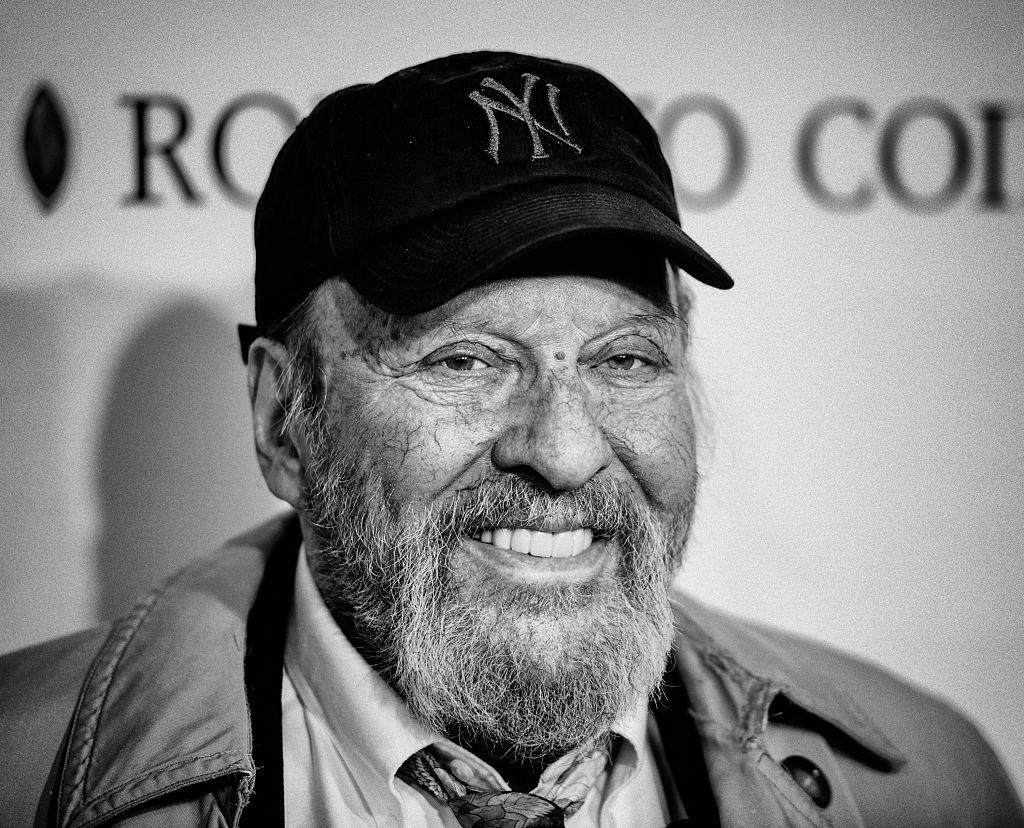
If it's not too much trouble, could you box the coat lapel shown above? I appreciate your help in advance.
[663,594,906,828]
[55,515,300,828]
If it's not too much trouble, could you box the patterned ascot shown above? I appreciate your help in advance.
[398,741,611,827]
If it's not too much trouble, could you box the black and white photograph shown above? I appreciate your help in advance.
[1,1,1022,825]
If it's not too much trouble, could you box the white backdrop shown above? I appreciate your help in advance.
[2,0,1022,794]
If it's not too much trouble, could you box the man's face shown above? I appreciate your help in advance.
[296,272,698,758]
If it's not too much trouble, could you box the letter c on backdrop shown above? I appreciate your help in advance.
[797,98,875,211]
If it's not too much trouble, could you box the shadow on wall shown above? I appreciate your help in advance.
[95,298,280,620]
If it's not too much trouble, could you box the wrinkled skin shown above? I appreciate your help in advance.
[307,273,697,530]
[248,271,700,768]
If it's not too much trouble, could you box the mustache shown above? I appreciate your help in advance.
[422,475,659,540]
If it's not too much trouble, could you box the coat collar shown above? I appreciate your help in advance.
[55,512,904,827]
[55,515,299,828]
[669,593,906,772]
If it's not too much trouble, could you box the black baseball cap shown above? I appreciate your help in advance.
[240,51,732,359]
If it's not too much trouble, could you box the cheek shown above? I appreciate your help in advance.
[604,389,697,512]
[342,392,502,503]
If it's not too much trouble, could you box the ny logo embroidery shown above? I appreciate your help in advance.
[469,73,583,163]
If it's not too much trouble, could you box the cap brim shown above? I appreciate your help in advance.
[344,180,733,314]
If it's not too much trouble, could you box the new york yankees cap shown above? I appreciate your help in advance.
[243,51,733,357]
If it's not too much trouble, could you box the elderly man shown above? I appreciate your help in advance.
[1,52,1021,828]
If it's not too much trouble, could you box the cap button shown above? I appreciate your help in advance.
[780,755,832,808]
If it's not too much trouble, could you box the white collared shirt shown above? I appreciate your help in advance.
[281,548,672,826]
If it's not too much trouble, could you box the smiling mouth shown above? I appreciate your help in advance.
[472,527,594,559]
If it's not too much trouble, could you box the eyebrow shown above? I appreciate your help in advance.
[444,309,687,340]
[622,311,688,341]
[353,296,690,354]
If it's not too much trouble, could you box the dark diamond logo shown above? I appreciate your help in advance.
[22,83,70,211]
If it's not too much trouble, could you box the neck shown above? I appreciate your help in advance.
[327,605,389,672]
[455,736,557,792]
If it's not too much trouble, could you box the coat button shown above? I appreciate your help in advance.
[781,755,832,808]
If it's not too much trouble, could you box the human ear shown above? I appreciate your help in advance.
[247,336,306,509]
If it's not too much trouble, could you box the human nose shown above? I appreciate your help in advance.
[491,370,613,491]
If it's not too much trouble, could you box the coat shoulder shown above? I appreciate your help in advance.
[0,513,298,828]
[0,625,112,826]
[673,593,1024,825]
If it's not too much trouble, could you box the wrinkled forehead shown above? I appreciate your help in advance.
[314,255,689,353]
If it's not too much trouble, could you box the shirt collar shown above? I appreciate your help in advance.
[284,546,437,790]
[285,546,651,792]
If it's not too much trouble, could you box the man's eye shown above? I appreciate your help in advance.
[603,354,648,371]
[438,354,489,372]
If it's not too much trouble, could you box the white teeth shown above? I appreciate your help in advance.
[551,531,574,558]
[531,532,553,558]
[573,528,592,555]
[509,528,531,555]
[476,527,594,558]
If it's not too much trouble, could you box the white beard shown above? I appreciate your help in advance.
[302,427,693,760]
